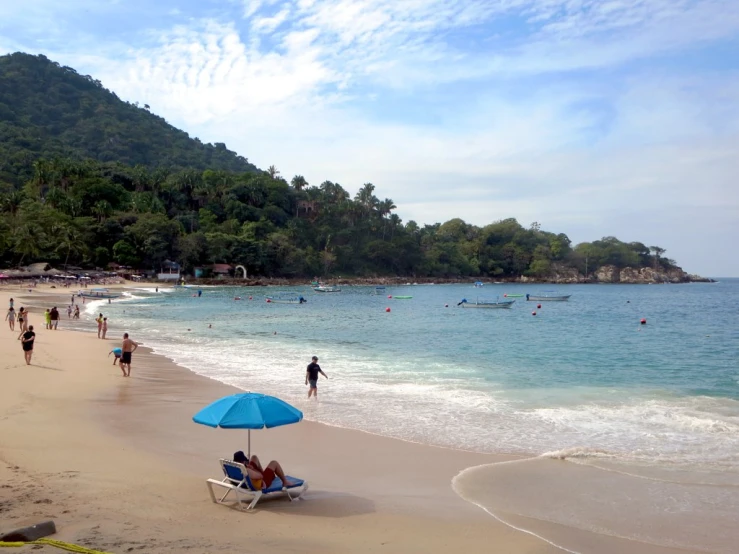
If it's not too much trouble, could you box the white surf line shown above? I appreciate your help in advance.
[451,458,582,554]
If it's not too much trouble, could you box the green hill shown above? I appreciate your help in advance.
[0,52,687,282]
[0,52,256,185]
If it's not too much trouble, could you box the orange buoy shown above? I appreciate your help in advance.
[385,307,391,312]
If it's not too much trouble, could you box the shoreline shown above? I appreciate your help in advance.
[2,284,729,553]
[0,285,558,553]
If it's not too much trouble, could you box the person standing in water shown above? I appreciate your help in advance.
[120,333,138,377]
[305,356,328,399]
[96,313,104,338]
[101,317,108,339]
[19,325,35,365]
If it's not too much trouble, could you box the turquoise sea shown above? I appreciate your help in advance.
[86,279,739,551]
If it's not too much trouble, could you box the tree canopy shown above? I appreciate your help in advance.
[0,52,256,186]
[0,52,677,279]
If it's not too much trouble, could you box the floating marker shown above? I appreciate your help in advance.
[385,307,391,312]
[532,311,537,316]
[388,295,392,299]
[249,296,253,300]
[537,304,542,309]
[266,299,271,303]
[640,318,646,325]
[445,304,449,308]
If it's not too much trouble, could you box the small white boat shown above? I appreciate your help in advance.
[457,298,515,309]
[526,292,571,302]
[79,290,120,299]
[314,285,341,293]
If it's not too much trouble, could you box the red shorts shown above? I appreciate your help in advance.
[262,467,276,488]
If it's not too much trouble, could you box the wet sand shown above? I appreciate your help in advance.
[0,284,722,553]
[0,286,553,553]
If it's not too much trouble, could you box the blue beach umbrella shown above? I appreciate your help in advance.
[193,392,303,457]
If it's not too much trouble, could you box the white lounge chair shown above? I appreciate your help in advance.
[206,459,308,510]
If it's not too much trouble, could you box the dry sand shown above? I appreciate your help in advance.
[0,286,558,553]
[1,285,704,553]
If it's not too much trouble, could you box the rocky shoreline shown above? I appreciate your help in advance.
[1,265,715,287]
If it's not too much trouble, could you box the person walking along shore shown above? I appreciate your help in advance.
[5,307,15,331]
[305,356,328,399]
[19,325,35,365]
[120,333,138,377]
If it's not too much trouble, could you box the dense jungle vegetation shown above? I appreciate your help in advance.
[0,53,675,278]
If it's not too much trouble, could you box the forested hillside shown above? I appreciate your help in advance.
[0,53,255,185]
[0,52,680,280]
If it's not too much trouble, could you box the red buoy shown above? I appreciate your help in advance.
[388,295,392,299]
[445,304,449,308]
[537,304,542,309]
[266,299,271,303]
[532,311,537,316]
[385,307,391,312]
[504,294,508,297]
[640,318,646,325]
[249,296,253,300]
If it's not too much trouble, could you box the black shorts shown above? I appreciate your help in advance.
[121,351,132,364]
[22,342,34,352]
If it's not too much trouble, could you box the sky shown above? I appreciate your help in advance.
[1,0,738,276]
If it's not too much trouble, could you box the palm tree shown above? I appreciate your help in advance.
[12,223,46,266]
[0,190,26,215]
[291,175,308,191]
[267,165,280,179]
[92,200,113,223]
[55,224,85,268]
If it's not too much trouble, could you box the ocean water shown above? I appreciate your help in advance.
[86,280,739,551]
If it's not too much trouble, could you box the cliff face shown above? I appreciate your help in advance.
[593,265,712,284]
[519,264,714,284]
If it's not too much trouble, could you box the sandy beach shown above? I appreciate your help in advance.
[1,284,714,553]
[0,285,560,554]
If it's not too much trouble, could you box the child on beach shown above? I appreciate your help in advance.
[5,307,15,331]
[44,309,51,330]
[109,347,122,365]
[67,305,72,318]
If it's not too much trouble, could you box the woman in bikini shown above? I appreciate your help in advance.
[232,451,295,489]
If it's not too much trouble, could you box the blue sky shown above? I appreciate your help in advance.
[1,0,737,275]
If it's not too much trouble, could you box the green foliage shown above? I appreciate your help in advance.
[0,53,256,185]
[0,52,677,278]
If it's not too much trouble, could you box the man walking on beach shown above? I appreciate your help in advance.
[50,306,59,330]
[306,356,328,399]
[120,333,138,377]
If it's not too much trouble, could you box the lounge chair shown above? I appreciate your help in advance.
[206,458,308,510]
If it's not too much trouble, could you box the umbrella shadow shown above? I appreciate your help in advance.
[226,491,375,518]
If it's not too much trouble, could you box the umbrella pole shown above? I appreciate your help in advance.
[248,430,251,459]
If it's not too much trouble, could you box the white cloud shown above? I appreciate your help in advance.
[1,0,738,273]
